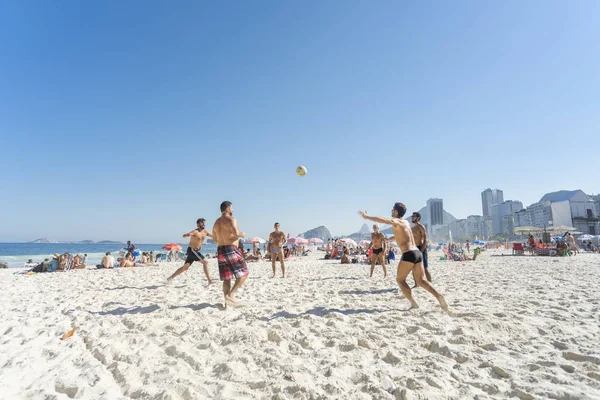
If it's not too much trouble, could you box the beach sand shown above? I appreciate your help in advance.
[1,250,599,399]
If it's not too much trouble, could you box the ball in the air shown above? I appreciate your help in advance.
[296,165,307,176]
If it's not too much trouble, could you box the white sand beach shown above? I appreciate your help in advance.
[1,250,599,399]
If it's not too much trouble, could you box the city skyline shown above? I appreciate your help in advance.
[7,187,598,243]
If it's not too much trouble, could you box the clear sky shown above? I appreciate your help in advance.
[1,1,599,243]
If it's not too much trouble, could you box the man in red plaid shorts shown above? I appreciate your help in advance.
[212,201,248,307]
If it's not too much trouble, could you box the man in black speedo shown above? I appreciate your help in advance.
[358,202,448,311]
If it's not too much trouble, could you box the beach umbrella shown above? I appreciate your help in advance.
[552,236,567,242]
[163,243,182,251]
[339,238,358,247]
[308,238,323,244]
[438,242,447,246]
[577,234,594,241]
[358,240,371,247]
[513,226,544,234]
[288,237,308,245]
[250,237,266,244]
[546,225,576,233]
[473,240,486,245]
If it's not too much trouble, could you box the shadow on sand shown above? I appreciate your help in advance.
[339,288,398,295]
[263,306,402,321]
[93,305,161,316]
[169,303,224,311]
[310,277,362,281]
[105,285,164,291]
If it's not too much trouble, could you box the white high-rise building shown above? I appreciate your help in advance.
[491,200,523,236]
[481,188,504,217]
[513,190,600,235]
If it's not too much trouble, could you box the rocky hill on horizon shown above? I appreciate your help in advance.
[299,226,332,240]
[28,238,59,244]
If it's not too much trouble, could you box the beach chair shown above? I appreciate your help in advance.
[443,248,455,261]
[512,243,525,255]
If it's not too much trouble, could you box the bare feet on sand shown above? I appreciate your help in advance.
[438,296,448,311]
[225,295,243,308]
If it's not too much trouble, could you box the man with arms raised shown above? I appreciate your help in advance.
[212,201,249,306]
[369,224,387,278]
[411,212,431,285]
[167,218,215,285]
[359,202,447,311]
[268,222,287,278]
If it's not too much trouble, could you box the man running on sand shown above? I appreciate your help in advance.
[369,224,387,278]
[268,222,287,278]
[212,201,248,307]
[410,212,431,287]
[359,203,448,311]
[167,218,215,285]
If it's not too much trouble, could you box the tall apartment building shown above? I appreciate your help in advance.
[481,188,504,217]
[427,198,444,226]
[491,200,523,236]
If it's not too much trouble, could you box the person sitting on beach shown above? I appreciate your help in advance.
[341,247,351,264]
[140,252,158,266]
[243,250,262,262]
[117,257,135,268]
[73,254,86,269]
[100,252,115,269]
[46,254,60,272]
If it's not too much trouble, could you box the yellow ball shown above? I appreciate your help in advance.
[296,165,307,176]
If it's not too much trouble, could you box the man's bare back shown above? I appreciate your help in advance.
[213,215,243,247]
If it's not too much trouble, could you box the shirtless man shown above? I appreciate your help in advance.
[101,252,115,269]
[212,201,249,306]
[369,224,387,278]
[359,202,447,311]
[411,212,431,285]
[268,222,287,278]
[167,218,215,284]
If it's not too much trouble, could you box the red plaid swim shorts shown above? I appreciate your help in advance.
[217,245,248,281]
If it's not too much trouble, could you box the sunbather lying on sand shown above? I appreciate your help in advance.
[117,258,135,268]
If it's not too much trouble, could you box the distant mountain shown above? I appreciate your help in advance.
[359,223,371,234]
[28,238,59,244]
[299,226,332,239]
[97,240,123,244]
[78,240,95,244]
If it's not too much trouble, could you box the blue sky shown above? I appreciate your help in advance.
[1,1,599,243]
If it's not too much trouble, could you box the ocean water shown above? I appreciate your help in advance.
[0,243,219,268]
